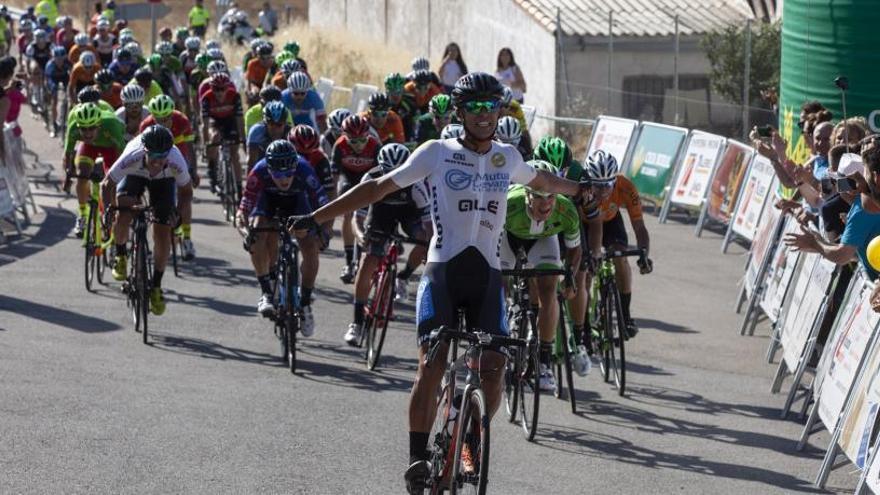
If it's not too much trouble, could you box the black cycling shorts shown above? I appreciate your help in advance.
[415,247,508,347]
[582,212,628,257]
[336,171,366,197]
[116,176,176,225]
[363,203,424,257]
[210,117,240,142]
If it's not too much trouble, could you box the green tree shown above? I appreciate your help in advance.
[701,22,781,105]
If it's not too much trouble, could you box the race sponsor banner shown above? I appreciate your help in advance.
[779,252,825,370]
[817,279,880,432]
[866,430,880,492]
[744,203,782,297]
[814,273,864,395]
[839,333,880,468]
[731,156,776,241]
[3,125,29,207]
[349,83,378,114]
[706,140,755,225]
[585,116,639,168]
[758,217,800,324]
[624,123,688,201]
[669,131,726,208]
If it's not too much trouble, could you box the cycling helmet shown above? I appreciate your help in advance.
[585,150,620,183]
[441,123,464,139]
[121,84,145,105]
[77,87,102,104]
[429,94,451,116]
[34,29,48,41]
[495,116,522,145]
[175,27,189,40]
[118,32,134,45]
[262,100,288,124]
[341,115,370,138]
[368,93,389,112]
[95,69,113,85]
[283,41,300,57]
[265,139,299,171]
[500,86,513,106]
[524,160,559,197]
[141,125,174,155]
[287,72,312,92]
[206,47,224,61]
[96,18,110,30]
[411,56,429,72]
[384,72,406,93]
[124,42,142,58]
[249,38,264,51]
[205,39,221,51]
[155,41,173,56]
[533,137,571,170]
[106,0,117,9]
[233,10,248,23]
[256,43,272,57]
[79,51,97,68]
[280,59,302,76]
[37,15,48,25]
[210,72,231,88]
[377,143,410,172]
[184,36,200,51]
[19,19,33,32]
[259,85,282,103]
[195,53,211,70]
[119,27,134,37]
[115,19,128,30]
[133,67,153,85]
[289,124,319,152]
[73,32,89,46]
[73,102,102,127]
[115,47,132,62]
[148,53,162,67]
[451,72,503,108]
[52,46,67,58]
[412,70,433,87]
[328,108,352,132]
[206,60,227,75]
[275,50,294,67]
[148,94,175,119]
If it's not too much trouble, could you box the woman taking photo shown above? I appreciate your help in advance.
[438,42,467,93]
[495,47,526,103]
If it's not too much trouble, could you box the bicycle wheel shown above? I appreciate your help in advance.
[275,266,288,360]
[171,232,180,277]
[367,264,395,370]
[518,314,540,441]
[286,263,299,374]
[555,298,576,413]
[451,388,490,495]
[83,203,97,292]
[597,285,612,383]
[602,286,621,392]
[427,380,454,493]
[137,234,150,344]
[609,288,627,396]
[503,307,519,423]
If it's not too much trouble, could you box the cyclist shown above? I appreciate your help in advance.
[198,60,230,98]
[54,15,77,51]
[35,15,53,39]
[404,69,442,113]
[108,47,139,84]
[64,102,126,237]
[127,67,164,110]
[501,160,586,387]
[186,52,210,119]
[172,27,189,57]
[361,92,404,145]
[92,18,115,66]
[406,56,442,88]
[25,28,52,98]
[240,38,265,73]
[440,122,463,139]
[95,68,123,108]
[246,100,292,170]
[178,36,201,75]
[244,85,292,134]
[68,51,99,109]
[124,41,147,67]
[67,31,92,64]
[200,71,245,195]
[115,83,149,140]
[331,114,381,283]
[106,125,194,315]
[414,93,452,144]
[245,42,275,105]
[495,115,530,159]
[236,139,328,335]
[288,72,585,492]
[281,71,327,133]
[289,124,335,202]
[17,19,34,67]
[501,87,530,144]
[577,150,653,339]
[344,143,430,345]
[534,136,580,180]
[320,107,350,157]
[271,58,307,90]
[150,41,187,110]
[44,45,72,135]
[158,26,173,43]
[188,0,211,38]
[384,72,417,142]
[281,41,309,73]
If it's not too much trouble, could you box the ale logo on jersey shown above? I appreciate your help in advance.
[445,169,509,192]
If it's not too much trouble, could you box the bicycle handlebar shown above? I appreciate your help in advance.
[424,326,526,367]
[601,247,646,261]
[501,267,569,278]
[387,232,428,247]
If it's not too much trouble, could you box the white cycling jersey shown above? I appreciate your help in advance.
[108,136,192,187]
[388,137,537,269]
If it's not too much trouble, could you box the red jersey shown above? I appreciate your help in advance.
[55,28,79,50]
[200,86,243,120]
[139,110,195,145]
[301,148,334,190]
[331,135,381,178]
[198,78,236,100]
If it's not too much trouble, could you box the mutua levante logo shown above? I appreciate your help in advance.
[445,169,509,192]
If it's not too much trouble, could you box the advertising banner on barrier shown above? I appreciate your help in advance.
[817,280,880,432]
[867,446,880,493]
[839,331,880,468]
[706,141,754,225]
[759,218,800,324]
[731,156,776,241]
[669,131,726,208]
[744,204,783,297]
[350,84,378,113]
[585,116,639,167]
[780,254,834,371]
[625,123,688,201]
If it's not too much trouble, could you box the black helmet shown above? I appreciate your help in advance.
[412,70,433,86]
[95,68,113,85]
[256,43,272,57]
[142,125,174,155]
[134,67,153,85]
[451,71,503,108]
[368,92,389,112]
[77,86,101,103]
[265,139,298,171]
[259,85,282,103]
[115,47,132,61]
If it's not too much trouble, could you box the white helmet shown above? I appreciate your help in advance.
[79,51,97,68]
[96,18,110,29]
[184,36,201,51]
[206,61,228,75]
[585,150,620,183]
[441,123,464,140]
[121,84,146,104]
[377,143,411,171]
[328,108,352,132]
[501,86,513,106]
[124,42,142,57]
[74,32,89,46]
[411,56,429,72]
[205,39,221,51]
[287,72,312,92]
[495,116,522,145]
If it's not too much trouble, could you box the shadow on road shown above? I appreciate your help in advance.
[297,357,413,392]
[148,333,285,368]
[635,318,697,334]
[170,291,254,317]
[0,206,73,267]
[0,294,122,333]
[183,256,255,287]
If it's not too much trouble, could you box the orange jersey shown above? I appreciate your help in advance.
[69,62,98,89]
[359,110,404,144]
[245,58,273,87]
[139,110,194,145]
[271,71,286,90]
[100,82,123,109]
[68,45,97,66]
[583,175,643,223]
[404,81,442,109]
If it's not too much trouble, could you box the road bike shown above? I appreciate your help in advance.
[79,168,111,292]
[553,291,577,413]
[208,140,240,222]
[116,205,153,343]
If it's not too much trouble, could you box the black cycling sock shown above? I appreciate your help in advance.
[153,269,164,289]
[620,292,632,322]
[353,301,366,325]
[572,325,584,346]
[398,264,416,280]
[409,431,430,464]
[116,243,127,257]
[268,269,277,282]
[344,245,354,266]
[300,286,313,306]
[257,274,272,295]
[540,342,553,366]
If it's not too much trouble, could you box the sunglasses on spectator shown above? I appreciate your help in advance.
[270,168,296,179]
[463,100,502,114]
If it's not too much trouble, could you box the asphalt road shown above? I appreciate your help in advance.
[0,115,859,494]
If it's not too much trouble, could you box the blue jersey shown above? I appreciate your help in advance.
[280,88,325,130]
[239,157,328,217]
[246,122,291,160]
[108,59,140,85]
[44,57,72,82]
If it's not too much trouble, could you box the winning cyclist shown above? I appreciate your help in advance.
[289,72,587,492]
[236,139,328,336]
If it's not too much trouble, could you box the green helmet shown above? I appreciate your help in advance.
[283,41,300,58]
[534,136,571,169]
[429,94,451,116]
[73,102,102,128]
[384,72,406,93]
[175,27,189,40]
[275,50,294,66]
[148,94,175,119]
[148,53,162,67]
[195,52,211,70]
[525,159,559,197]
[119,27,134,37]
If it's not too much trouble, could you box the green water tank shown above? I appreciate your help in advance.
[779,0,880,163]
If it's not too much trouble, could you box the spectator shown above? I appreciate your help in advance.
[438,42,467,92]
[495,47,526,103]
[0,56,24,153]
[258,1,278,36]
[188,0,211,38]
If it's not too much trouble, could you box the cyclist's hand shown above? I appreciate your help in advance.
[585,256,600,275]
[235,210,247,230]
[288,214,317,238]
[637,257,653,275]
[561,272,577,300]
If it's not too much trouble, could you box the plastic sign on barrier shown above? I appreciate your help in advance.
[314,77,334,105]
[349,84,378,114]
[0,174,14,217]
[520,104,537,130]
[778,253,825,370]
[839,330,880,469]
[668,131,726,208]
[744,203,782,297]
[759,217,800,324]
[731,155,776,241]
[866,431,880,492]
[585,116,639,169]
[705,141,754,225]
[624,122,688,202]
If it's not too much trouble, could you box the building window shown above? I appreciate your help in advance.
[622,75,710,127]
